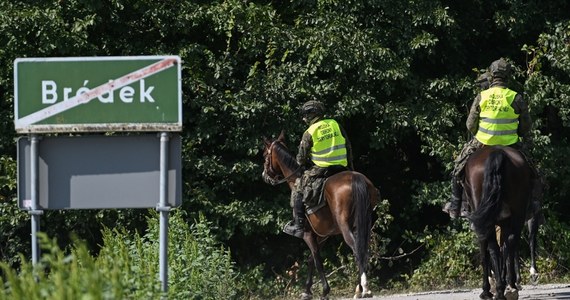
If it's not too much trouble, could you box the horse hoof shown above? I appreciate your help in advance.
[300,292,313,300]
[479,291,493,299]
[505,286,518,300]
[353,291,372,298]
[530,273,540,285]
[361,290,373,298]
[353,290,361,299]
[492,293,507,300]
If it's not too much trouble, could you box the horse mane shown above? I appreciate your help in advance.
[273,141,301,175]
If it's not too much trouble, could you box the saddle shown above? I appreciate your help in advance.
[304,165,348,214]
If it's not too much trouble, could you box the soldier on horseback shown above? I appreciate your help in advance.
[443,58,544,220]
[283,100,354,238]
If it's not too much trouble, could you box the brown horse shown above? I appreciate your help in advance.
[464,146,532,300]
[262,131,379,300]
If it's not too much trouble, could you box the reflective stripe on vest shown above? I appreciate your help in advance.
[475,87,520,146]
[306,119,348,167]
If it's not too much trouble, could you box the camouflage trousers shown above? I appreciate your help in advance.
[451,139,484,177]
[290,166,327,208]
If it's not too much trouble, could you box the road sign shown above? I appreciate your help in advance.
[17,134,182,209]
[14,56,182,133]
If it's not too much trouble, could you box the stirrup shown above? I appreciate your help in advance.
[283,221,304,238]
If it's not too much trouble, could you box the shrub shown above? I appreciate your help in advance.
[0,210,241,299]
[405,223,480,291]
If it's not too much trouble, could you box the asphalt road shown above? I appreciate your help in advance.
[351,284,570,300]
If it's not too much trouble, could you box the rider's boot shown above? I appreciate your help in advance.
[283,193,305,238]
[443,178,463,219]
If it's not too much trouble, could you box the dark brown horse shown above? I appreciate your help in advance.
[262,131,379,300]
[464,146,532,300]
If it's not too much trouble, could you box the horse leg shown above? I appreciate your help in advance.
[302,253,314,300]
[339,226,362,298]
[341,230,363,299]
[514,245,522,290]
[488,235,506,300]
[504,232,521,300]
[479,241,493,300]
[347,176,374,299]
[338,224,371,299]
[527,217,539,284]
[312,251,330,300]
[303,236,330,300]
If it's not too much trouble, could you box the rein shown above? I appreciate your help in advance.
[263,141,302,186]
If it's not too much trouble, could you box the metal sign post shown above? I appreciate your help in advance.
[158,132,170,292]
[29,135,42,265]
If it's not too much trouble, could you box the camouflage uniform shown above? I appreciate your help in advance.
[291,120,353,207]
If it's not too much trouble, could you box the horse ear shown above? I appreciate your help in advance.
[278,130,286,142]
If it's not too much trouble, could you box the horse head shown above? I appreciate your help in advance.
[261,130,288,185]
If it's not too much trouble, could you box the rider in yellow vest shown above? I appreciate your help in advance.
[443,58,543,219]
[283,100,353,238]
[475,86,521,145]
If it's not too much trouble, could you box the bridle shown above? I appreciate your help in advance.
[262,140,302,186]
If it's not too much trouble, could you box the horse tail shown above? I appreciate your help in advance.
[352,173,372,275]
[470,148,506,240]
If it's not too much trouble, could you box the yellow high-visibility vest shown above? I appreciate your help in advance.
[306,119,348,167]
[475,87,520,146]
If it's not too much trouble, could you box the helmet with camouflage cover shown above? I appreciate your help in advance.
[476,72,491,90]
[300,100,324,122]
[489,58,511,79]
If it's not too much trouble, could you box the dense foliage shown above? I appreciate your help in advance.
[1,0,570,297]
